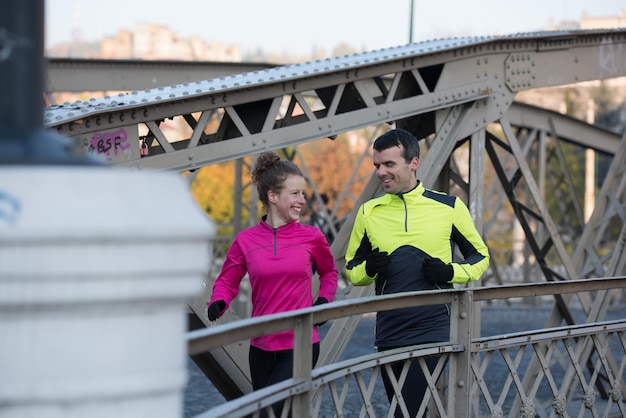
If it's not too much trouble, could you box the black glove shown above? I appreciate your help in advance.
[365,248,390,277]
[423,257,454,284]
[206,300,226,321]
[313,297,329,326]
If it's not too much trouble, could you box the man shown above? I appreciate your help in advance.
[345,128,489,417]
[309,193,339,243]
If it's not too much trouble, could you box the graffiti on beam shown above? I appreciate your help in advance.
[89,128,132,160]
[73,125,139,164]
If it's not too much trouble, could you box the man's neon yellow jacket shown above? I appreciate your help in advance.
[345,182,489,348]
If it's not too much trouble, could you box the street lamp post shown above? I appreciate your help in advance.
[409,0,415,44]
[0,2,216,418]
[0,0,94,165]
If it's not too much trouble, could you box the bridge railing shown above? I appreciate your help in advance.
[187,277,626,417]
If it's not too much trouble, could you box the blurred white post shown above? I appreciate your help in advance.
[1,1,215,415]
[0,168,215,418]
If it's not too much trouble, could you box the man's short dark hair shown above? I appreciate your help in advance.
[373,129,420,162]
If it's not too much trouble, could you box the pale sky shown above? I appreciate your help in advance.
[45,0,625,55]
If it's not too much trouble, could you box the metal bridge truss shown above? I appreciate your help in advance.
[45,29,626,402]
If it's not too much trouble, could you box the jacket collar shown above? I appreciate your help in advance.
[395,180,423,199]
[259,215,300,232]
[362,181,425,216]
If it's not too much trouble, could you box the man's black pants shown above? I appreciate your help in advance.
[380,352,440,418]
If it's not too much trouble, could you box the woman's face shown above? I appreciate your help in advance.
[268,174,307,226]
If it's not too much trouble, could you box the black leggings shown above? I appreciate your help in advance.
[380,351,440,418]
[248,343,320,416]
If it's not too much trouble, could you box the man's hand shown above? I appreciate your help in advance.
[423,257,453,284]
[206,300,226,321]
[365,248,390,277]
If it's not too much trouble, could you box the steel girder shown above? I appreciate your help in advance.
[43,29,626,400]
[45,30,626,171]
[45,58,276,93]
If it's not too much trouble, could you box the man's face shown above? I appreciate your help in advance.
[372,145,419,194]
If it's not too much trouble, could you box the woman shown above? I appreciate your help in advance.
[206,151,338,413]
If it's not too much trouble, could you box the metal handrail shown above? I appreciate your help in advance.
[187,277,626,417]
